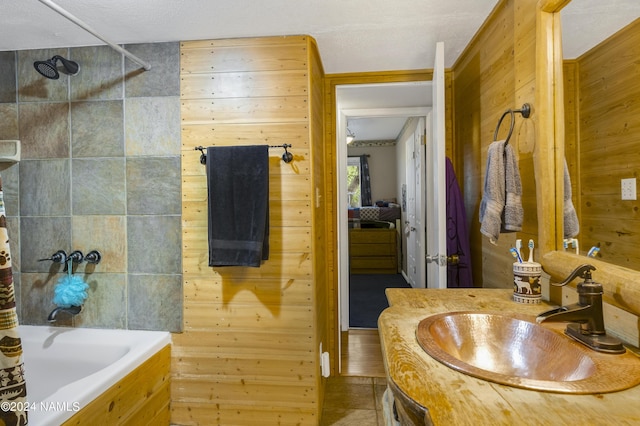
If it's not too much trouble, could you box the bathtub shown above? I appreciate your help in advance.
[20,325,171,426]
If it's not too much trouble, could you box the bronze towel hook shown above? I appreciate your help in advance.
[493,103,531,146]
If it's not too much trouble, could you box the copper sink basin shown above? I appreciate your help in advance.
[416,311,640,394]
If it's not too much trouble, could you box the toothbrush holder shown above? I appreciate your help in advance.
[513,262,542,304]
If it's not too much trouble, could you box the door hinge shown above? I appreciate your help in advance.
[421,134,426,145]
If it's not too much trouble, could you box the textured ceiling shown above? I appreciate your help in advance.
[2,1,636,142]
[1,0,500,73]
[2,1,636,72]
[561,0,640,59]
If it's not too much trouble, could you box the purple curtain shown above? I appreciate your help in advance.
[445,158,473,288]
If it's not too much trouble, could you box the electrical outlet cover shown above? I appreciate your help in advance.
[621,178,637,200]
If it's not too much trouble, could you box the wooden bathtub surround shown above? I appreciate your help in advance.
[378,289,640,425]
[62,345,171,426]
[175,36,328,424]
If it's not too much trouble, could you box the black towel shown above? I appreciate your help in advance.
[207,145,269,267]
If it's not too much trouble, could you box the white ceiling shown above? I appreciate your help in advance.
[2,0,636,142]
[338,82,431,142]
[561,0,640,59]
[0,0,500,73]
[2,1,636,72]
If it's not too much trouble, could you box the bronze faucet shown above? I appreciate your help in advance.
[536,264,625,354]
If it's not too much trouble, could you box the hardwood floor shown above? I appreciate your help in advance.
[340,328,386,377]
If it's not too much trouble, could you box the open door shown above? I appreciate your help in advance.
[425,42,447,289]
[405,118,426,288]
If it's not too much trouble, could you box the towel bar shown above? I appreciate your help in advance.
[195,144,293,165]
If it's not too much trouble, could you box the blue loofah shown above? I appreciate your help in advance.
[53,274,89,308]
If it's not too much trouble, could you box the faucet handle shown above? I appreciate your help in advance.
[38,250,67,264]
[84,250,102,264]
[551,264,596,287]
[68,250,84,263]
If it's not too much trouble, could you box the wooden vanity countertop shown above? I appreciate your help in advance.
[378,288,640,426]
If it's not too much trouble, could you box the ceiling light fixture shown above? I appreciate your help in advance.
[346,128,356,144]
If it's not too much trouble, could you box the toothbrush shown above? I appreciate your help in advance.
[515,239,522,262]
[510,247,523,263]
[587,246,600,258]
[527,239,534,263]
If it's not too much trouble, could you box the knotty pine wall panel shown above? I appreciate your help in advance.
[564,19,640,270]
[453,0,539,289]
[173,35,325,425]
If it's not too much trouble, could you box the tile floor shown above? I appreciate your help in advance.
[320,329,390,425]
[320,376,389,426]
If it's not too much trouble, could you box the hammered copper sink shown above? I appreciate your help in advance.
[416,311,640,394]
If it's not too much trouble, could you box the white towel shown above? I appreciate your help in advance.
[563,159,579,238]
[479,140,523,244]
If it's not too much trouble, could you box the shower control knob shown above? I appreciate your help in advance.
[38,250,67,264]
[68,250,84,263]
[84,250,102,264]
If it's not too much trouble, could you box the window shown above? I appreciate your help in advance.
[347,156,361,208]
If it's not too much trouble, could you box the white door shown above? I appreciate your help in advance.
[405,133,417,286]
[425,42,447,289]
[407,119,426,288]
[413,117,427,288]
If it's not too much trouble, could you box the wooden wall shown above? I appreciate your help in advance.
[452,0,539,289]
[563,18,640,270]
[173,35,326,425]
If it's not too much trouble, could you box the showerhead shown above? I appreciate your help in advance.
[33,55,80,79]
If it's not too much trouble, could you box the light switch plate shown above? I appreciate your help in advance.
[621,178,637,200]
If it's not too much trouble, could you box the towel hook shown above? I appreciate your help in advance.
[277,144,293,163]
[195,146,207,164]
[493,103,531,146]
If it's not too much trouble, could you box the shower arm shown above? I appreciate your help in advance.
[36,0,152,71]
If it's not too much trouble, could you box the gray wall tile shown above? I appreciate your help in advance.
[128,274,183,332]
[0,104,18,139]
[70,45,123,101]
[0,164,20,217]
[18,102,70,159]
[10,42,182,331]
[127,156,181,215]
[73,273,127,329]
[19,159,70,216]
[72,216,127,273]
[125,96,180,156]
[20,272,62,326]
[18,49,70,102]
[124,42,180,97]
[72,158,126,215]
[0,52,16,103]
[20,216,71,273]
[71,100,124,157]
[128,215,181,274]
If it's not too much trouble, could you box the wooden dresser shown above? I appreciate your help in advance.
[349,228,398,274]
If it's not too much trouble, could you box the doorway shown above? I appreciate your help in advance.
[335,81,431,373]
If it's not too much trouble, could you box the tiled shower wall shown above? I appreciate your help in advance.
[0,42,182,331]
